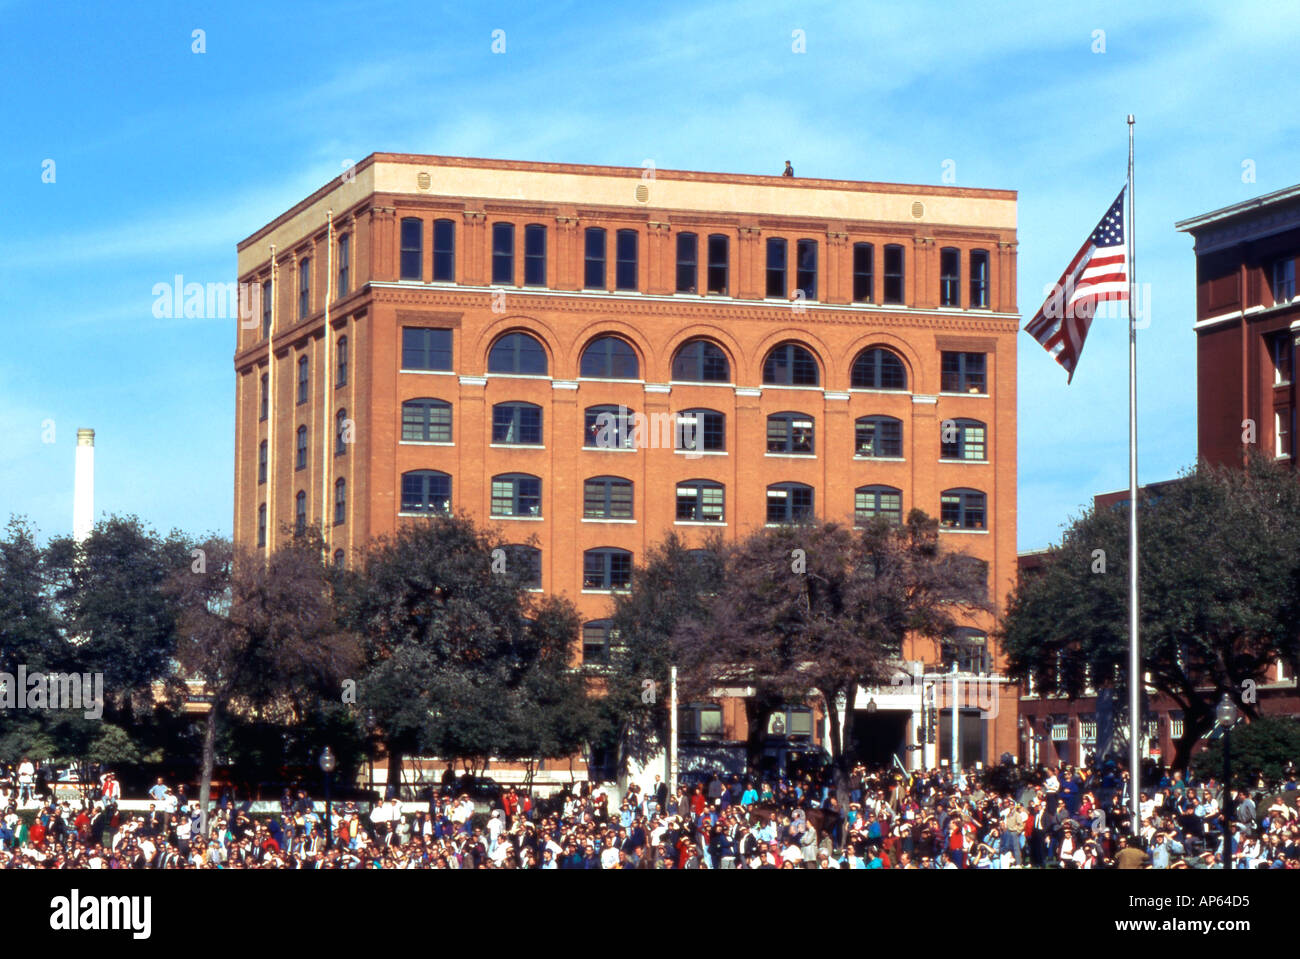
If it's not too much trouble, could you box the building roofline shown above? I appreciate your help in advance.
[238,151,1018,252]
[1175,183,1300,235]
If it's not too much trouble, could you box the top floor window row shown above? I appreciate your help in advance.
[384,217,994,309]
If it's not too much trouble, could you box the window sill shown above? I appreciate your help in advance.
[674,449,727,456]
[765,452,816,458]
[674,520,726,526]
[400,440,455,447]
[938,391,989,398]
[399,368,456,375]
[398,511,452,518]
[847,388,912,396]
[583,446,638,453]
[938,458,988,464]
[668,381,735,389]
[582,518,636,524]
[489,444,545,450]
[939,527,989,534]
[491,515,545,521]
[762,383,822,390]
[854,455,905,462]
[486,373,551,380]
[581,588,631,595]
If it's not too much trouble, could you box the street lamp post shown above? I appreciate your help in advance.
[1216,694,1236,871]
[319,746,337,851]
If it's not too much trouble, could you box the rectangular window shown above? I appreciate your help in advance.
[584,228,606,289]
[1274,258,1296,305]
[259,373,268,421]
[676,484,724,522]
[433,219,455,282]
[796,239,817,301]
[257,443,267,484]
[969,249,989,309]
[337,234,350,296]
[707,234,728,295]
[941,352,987,394]
[584,479,633,519]
[257,505,266,547]
[855,488,902,525]
[297,357,309,405]
[853,243,873,303]
[400,218,423,281]
[492,223,515,285]
[524,224,547,287]
[676,233,698,293]
[401,327,453,371]
[615,230,638,291]
[1270,331,1294,385]
[298,258,311,318]
[940,248,961,307]
[883,244,904,305]
[766,238,787,298]
[336,337,348,387]
[1277,409,1292,458]
[261,278,272,337]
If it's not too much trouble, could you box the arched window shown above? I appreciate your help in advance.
[335,408,349,455]
[940,488,987,530]
[336,335,348,386]
[671,339,729,382]
[332,549,344,568]
[676,480,724,523]
[259,373,269,420]
[491,473,542,517]
[503,544,542,589]
[855,485,902,526]
[492,402,542,445]
[583,476,634,519]
[763,342,820,386]
[294,490,307,535]
[766,483,814,524]
[855,416,903,458]
[401,470,451,515]
[295,426,308,471]
[257,440,267,484]
[584,405,638,450]
[402,398,452,443]
[941,419,987,461]
[851,347,908,390]
[334,478,346,525]
[336,234,350,296]
[297,355,309,404]
[488,331,548,375]
[675,409,725,452]
[767,412,815,454]
[580,336,639,379]
[257,503,267,547]
[298,258,311,318]
[583,548,632,590]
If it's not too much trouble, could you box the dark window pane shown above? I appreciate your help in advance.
[580,337,638,379]
[855,417,903,457]
[615,230,638,291]
[883,244,904,304]
[488,332,548,375]
[676,233,698,293]
[524,224,546,287]
[853,243,873,302]
[940,247,960,307]
[402,327,453,371]
[492,223,514,284]
[766,238,787,298]
[796,239,817,300]
[433,219,456,282]
[492,403,542,445]
[400,218,423,280]
[851,348,907,390]
[706,234,728,294]
[969,249,989,309]
[585,228,606,289]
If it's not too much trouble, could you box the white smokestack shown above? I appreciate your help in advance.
[74,428,94,543]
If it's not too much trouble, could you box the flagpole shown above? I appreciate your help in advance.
[1126,114,1141,836]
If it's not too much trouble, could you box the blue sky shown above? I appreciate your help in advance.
[2,0,1297,550]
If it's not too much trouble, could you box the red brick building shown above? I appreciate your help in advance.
[232,154,1021,774]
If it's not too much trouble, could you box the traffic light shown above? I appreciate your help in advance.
[924,705,937,744]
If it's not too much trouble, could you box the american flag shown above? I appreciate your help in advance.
[1024,187,1129,382]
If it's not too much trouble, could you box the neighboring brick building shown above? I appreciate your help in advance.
[233,153,1020,774]
[1176,184,1300,466]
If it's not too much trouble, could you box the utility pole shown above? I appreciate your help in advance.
[668,665,678,799]
[951,662,960,781]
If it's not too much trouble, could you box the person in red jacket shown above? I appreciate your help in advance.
[29,818,46,849]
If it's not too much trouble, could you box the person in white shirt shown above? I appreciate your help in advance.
[16,758,35,806]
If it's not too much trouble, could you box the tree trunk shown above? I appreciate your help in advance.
[387,742,404,801]
[1172,710,1214,772]
[198,703,219,840]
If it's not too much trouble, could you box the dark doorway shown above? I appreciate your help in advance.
[851,710,909,768]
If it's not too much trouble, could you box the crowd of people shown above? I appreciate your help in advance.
[1,757,1297,869]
